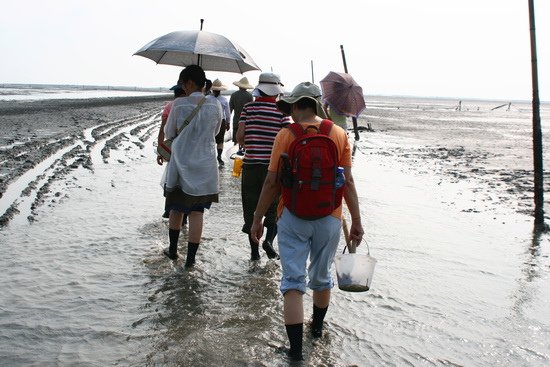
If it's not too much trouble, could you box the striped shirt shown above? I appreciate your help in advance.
[240,97,291,165]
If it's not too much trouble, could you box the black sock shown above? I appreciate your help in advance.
[185,242,199,267]
[285,323,303,361]
[265,224,277,243]
[217,148,222,158]
[261,226,279,260]
[249,236,260,260]
[311,304,328,337]
[169,229,180,254]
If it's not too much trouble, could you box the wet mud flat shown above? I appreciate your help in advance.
[0,95,170,225]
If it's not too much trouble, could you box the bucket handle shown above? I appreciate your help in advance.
[342,218,370,255]
[343,239,370,256]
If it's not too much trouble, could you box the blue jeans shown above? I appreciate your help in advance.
[277,208,342,294]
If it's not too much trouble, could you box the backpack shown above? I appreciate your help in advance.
[280,119,344,220]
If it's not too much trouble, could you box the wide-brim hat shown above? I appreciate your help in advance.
[254,72,284,96]
[211,78,227,91]
[233,76,254,90]
[276,82,327,118]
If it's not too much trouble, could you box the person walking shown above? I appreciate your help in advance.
[157,83,187,222]
[157,84,186,166]
[236,72,290,261]
[229,76,253,151]
[250,82,364,361]
[211,79,231,166]
[163,65,223,267]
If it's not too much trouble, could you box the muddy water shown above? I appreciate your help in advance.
[1,96,549,366]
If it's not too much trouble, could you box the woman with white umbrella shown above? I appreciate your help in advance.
[163,65,223,267]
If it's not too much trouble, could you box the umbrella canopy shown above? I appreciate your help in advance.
[134,30,261,74]
[319,71,366,118]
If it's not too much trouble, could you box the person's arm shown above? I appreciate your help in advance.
[250,171,281,243]
[157,107,169,165]
[236,121,245,146]
[343,167,364,246]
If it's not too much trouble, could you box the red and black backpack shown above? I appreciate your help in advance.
[280,119,345,220]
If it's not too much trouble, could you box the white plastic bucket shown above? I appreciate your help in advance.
[334,253,377,292]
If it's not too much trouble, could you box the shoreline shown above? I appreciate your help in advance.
[0,95,171,218]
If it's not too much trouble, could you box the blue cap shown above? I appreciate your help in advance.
[170,84,183,91]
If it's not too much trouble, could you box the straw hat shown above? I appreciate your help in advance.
[211,78,227,91]
[254,72,284,96]
[233,76,254,90]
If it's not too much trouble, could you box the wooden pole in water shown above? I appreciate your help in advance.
[340,45,360,141]
[528,0,545,227]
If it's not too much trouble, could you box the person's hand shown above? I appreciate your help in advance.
[349,218,364,247]
[250,217,264,244]
[156,155,164,166]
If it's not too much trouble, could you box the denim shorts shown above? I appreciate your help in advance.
[277,208,342,294]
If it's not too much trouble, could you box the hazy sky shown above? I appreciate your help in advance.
[1,0,548,101]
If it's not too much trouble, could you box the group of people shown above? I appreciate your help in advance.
[155,64,364,362]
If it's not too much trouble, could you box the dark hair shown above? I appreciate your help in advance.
[174,88,186,98]
[178,65,206,88]
[295,97,317,111]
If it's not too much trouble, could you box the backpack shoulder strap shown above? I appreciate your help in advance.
[319,119,333,136]
[287,122,305,138]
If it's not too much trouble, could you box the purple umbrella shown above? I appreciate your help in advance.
[320,71,366,118]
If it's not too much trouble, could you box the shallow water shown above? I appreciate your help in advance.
[0,96,549,366]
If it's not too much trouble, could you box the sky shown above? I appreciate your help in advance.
[0,0,548,101]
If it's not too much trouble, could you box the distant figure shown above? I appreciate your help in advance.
[236,72,290,261]
[163,65,223,266]
[157,84,186,166]
[203,79,212,96]
[324,102,348,131]
[250,81,364,361]
[211,79,231,166]
[229,77,253,150]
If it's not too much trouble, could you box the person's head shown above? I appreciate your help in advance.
[211,79,227,96]
[170,83,186,98]
[233,76,254,91]
[253,72,284,97]
[203,79,213,95]
[178,65,206,94]
[276,82,327,119]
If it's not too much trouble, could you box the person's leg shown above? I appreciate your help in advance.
[262,223,279,259]
[164,210,184,259]
[248,235,260,260]
[257,167,279,259]
[185,211,203,267]
[307,215,341,337]
[217,143,224,165]
[278,209,311,361]
[284,289,304,361]
[241,165,261,260]
[311,289,330,338]
[215,126,225,165]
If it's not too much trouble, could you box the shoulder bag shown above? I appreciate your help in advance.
[157,97,206,161]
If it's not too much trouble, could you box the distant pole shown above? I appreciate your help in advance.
[340,45,360,141]
[528,0,545,227]
[311,60,315,83]
[197,19,204,66]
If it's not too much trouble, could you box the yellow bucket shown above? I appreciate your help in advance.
[232,156,243,177]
